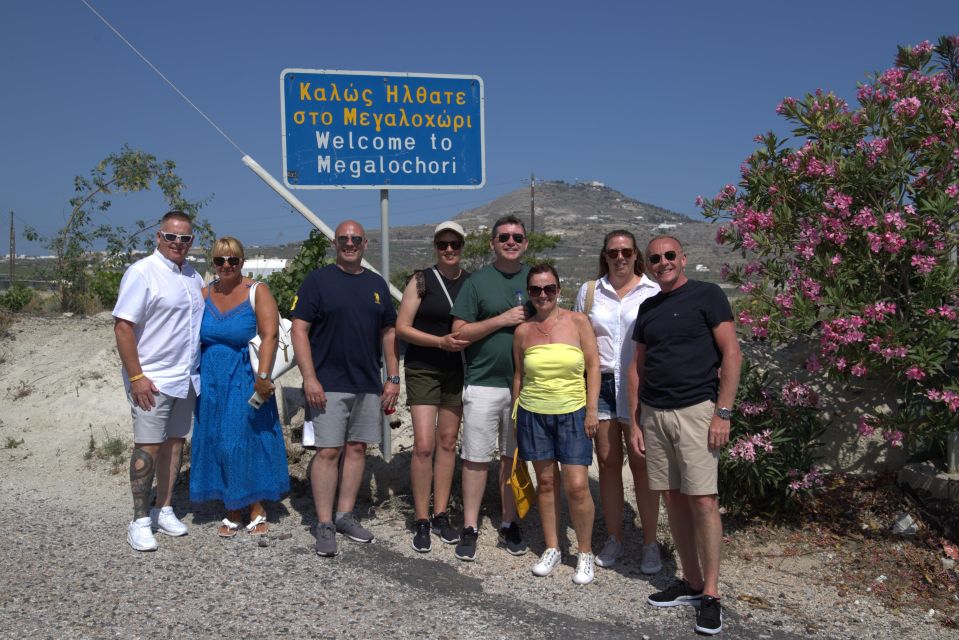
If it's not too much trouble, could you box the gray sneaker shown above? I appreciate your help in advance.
[641,541,662,574]
[595,535,624,568]
[335,513,374,543]
[314,521,337,557]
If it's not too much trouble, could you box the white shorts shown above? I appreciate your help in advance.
[461,385,516,463]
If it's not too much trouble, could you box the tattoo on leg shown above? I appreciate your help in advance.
[130,447,156,520]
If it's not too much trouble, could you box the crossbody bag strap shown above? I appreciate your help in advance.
[431,267,466,368]
[584,279,597,316]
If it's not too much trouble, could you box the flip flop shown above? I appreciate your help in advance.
[218,518,240,538]
[246,514,269,536]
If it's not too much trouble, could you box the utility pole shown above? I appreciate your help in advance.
[529,173,535,234]
[8,211,14,286]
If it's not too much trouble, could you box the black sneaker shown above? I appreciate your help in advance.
[695,596,723,635]
[498,521,528,556]
[454,527,478,561]
[647,579,704,607]
[431,512,459,544]
[411,519,432,553]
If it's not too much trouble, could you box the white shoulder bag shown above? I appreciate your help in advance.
[247,282,297,380]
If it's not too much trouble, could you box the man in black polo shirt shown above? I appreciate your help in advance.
[629,235,741,635]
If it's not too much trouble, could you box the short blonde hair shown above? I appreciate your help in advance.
[212,236,245,261]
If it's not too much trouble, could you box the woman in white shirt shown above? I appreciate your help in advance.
[574,229,662,574]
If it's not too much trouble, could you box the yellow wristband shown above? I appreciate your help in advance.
[128,373,145,383]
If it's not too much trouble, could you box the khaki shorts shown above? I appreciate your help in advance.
[642,399,718,495]
[405,366,464,407]
[303,392,382,449]
[128,385,195,444]
[461,385,516,463]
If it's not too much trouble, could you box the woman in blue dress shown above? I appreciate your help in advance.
[190,237,290,537]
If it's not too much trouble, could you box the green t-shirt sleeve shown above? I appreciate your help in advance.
[450,278,478,322]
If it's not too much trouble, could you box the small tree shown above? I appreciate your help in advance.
[25,145,211,312]
[702,37,959,457]
[265,229,333,317]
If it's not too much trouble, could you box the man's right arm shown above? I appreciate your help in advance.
[114,318,157,411]
[452,307,526,342]
[291,318,325,410]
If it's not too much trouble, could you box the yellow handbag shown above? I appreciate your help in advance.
[508,447,537,519]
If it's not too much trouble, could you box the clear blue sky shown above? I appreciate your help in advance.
[2,0,957,254]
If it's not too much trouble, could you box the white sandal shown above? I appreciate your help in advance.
[246,514,268,535]
[218,518,240,538]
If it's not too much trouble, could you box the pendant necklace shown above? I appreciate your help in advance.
[533,311,559,339]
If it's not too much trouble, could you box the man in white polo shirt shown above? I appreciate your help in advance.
[113,211,204,551]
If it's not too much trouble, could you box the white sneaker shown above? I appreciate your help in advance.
[150,506,188,537]
[127,516,158,551]
[573,552,595,585]
[594,535,624,568]
[531,547,562,577]
[641,541,662,574]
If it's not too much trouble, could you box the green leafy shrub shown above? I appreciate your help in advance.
[88,269,123,308]
[0,284,34,312]
[719,360,827,518]
[265,229,332,317]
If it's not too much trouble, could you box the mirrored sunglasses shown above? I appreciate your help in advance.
[496,233,525,244]
[212,256,241,266]
[336,235,364,247]
[605,248,635,259]
[435,240,464,251]
[648,250,678,264]
[159,231,194,243]
[527,284,559,297]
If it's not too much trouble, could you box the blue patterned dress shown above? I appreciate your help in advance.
[190,287,290,510]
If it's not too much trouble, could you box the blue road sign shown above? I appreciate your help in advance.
[281,69,485,189]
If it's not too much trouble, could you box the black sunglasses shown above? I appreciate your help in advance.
[496,233,526,244]
[213,256,241,266]
[336,235,364,247]
[435,240,464,251]
[159,231,194,243]
[527,284,559,297]
[605,248,635,259]
[648,250,678,264]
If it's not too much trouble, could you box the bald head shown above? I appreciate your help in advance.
[332,219,367,273]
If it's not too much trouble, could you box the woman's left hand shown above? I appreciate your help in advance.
[253,377,275,399]
[584,408,599,439]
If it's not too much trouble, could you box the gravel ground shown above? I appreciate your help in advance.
[0,313,950,638]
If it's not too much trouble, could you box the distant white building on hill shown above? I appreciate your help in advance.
[243,258,288,279]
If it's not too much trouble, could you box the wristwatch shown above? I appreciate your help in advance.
[715,407,733,420]
[257,372,270,381]
[386,375,400,384]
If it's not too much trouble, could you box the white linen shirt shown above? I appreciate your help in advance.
[574,274,660,420]
[112,249,205,398]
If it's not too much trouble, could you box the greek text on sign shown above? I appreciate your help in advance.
[281,69,485,189]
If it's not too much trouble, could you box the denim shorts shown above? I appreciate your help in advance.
[516,406,593,466]
[597,373,616,421]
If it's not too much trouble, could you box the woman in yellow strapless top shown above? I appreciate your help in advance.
[511,264,600,584]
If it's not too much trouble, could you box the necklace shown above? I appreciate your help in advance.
[532,311,560,337]
[437,266,463,280]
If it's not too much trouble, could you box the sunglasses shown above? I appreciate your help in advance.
[435,240,464,251]
[159,231,194,244]
[648,250,678,264]
[336,235,364,247]
[605,248,635,259]
[213,256,241,266]
[527,284,559,297]
[496,233,526,244]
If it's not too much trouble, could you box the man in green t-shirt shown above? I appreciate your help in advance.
[450,215,531,561]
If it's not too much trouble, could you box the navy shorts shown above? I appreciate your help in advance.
[597,373,616,420]
[516,406,593,466]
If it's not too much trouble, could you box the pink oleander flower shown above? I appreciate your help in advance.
[738,400,769,416]
[938,305,957,321]
[852,207,877,229]
[884,210,906,230]
[893,96,921,119]
[781,380,819,407]
[788,466,825,491]
[738,310,754,325]
[913,40,933,56]
[851,362,867,377]
[695,195,705,207]
[946,184,959,198]
[805,354,822,373]
[729,430,775,461]
[864,301,896,322]
[911,254,937,274]
[768,184,779,195]
[830,254,842,265]
[905,366,926,381]
[884,430,905,448]
[858,415,878,437]
[776,97,797,114]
